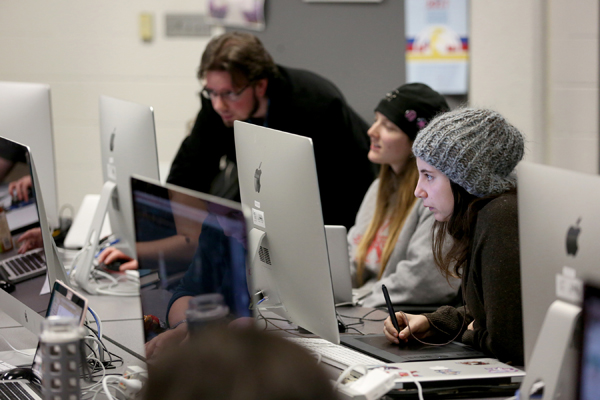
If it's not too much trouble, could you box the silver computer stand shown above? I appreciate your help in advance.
[518,300,581,400]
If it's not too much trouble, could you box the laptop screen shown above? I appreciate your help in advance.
[31,281,88,383]
[131,176,251,344]
[0,136,52,331]
[577,283,600,400]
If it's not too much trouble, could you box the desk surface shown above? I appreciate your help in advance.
[0,300,513,400]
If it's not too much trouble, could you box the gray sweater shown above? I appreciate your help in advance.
[348,179,459,308]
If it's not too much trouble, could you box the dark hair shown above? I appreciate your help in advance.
[143,326,338,400]
[198,32,279,88]
[432,182,515,280]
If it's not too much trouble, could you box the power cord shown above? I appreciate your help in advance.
[70,235,139,296]
[92,269,139,297]
[0,332,35,356]
[335,363,398,400]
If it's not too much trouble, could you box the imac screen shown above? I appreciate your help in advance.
[131,176,251,344]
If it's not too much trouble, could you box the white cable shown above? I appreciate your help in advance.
[69,242,92,286]
[84,336,104,361]
[101,376,121,400]
[91,381,128,400]
[335,363,369,390]
[92,270,119,284]
[94,285,138,297]
[91,270,139,297]
[80,356,106,391]
[0,332,34,356]
[404,370,424,400]
[308,350,323,365]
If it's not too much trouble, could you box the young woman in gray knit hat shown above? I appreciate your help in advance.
[383,107,525,366]
[348,83,460,308]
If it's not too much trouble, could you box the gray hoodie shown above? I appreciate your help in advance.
[348,179,460,308]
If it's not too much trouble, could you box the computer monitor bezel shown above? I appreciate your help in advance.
[234,120,340,345]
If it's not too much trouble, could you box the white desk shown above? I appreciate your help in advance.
[86,292,143,322]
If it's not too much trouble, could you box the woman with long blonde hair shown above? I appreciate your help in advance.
[348,83,459,307]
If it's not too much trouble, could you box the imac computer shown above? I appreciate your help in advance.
[0,136,68,336]
[130,176,251,348]
[74,96,160,295]
[517,161,600,400]
[234,121,340,345]
[0,82,59,229]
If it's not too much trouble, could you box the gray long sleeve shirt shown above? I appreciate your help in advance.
[348,179,459,308]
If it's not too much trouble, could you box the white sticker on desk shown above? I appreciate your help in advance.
[252,208,266,228]
[556,267,583,303]
[107,164,117,181]
[254,200,261,209]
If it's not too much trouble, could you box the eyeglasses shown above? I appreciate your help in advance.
[200,83,251,102]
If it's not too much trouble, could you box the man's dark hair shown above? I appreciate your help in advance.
[198,31,279,88]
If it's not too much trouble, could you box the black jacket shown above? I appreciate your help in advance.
[424,194,524,365]
[167,65,375,229]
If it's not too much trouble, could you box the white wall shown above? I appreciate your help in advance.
[470,0,599,173]
[547,0,599,172]
[1,0,598,218]
[0,1,212,215]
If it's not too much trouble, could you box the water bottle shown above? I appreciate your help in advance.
[185,293,229,335]
[39,317,85,400]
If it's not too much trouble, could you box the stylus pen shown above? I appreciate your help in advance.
[382,284,401,333]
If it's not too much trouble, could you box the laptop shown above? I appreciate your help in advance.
[0,248,46,283]
[324,226,353,306]
[324,225,373,306]
[380,358,524,392]
[0,280,88,400]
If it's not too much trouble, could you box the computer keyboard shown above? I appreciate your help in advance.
[288,337,383,369]
[0,249,46,283]
[0,381,36,400]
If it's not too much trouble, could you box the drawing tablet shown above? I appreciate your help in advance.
[341,334,486,363]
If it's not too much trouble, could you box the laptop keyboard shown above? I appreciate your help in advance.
[288,337,383,369]
[0,382,35,400]
[1,249,46,283]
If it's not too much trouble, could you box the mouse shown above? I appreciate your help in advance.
[99,259,126,272]
[10,188,34,208]
[1,367,33,381]
[0,280,15,293]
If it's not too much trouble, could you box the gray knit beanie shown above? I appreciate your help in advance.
[412,108,525,197]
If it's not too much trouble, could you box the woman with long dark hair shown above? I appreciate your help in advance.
[383,108,525,365]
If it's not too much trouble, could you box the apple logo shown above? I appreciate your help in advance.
[110,128,116,152]
[254,162,262,193]
[566,217,581,257]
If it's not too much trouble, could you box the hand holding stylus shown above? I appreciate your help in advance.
[382,284,433,344]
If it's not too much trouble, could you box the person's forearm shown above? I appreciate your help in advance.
[136,235,198,262]
[168,295,192,327]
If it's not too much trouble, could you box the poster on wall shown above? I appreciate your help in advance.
[405,0,469,95]
[207,0,266,31]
